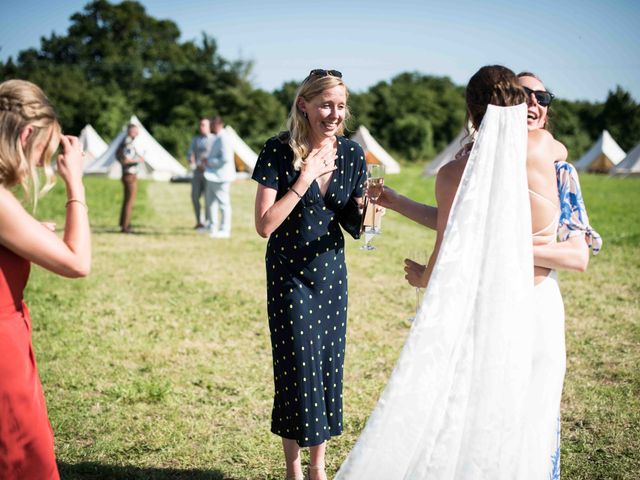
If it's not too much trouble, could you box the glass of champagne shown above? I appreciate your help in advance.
[360,164,385,250]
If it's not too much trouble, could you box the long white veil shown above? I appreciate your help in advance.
[336,104,536,479]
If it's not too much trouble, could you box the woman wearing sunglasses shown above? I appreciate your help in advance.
[337,64,574,478]
[378,73,600,281]
[365,71,600,477]
[518,72,602,271]
[252,69,367,480]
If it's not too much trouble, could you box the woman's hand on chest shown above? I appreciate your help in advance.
[300,141,338,187]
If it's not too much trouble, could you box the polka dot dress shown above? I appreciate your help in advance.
[252,135,367,447]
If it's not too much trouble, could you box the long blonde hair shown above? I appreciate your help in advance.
[282,73,350,170]
[0,79,61,206]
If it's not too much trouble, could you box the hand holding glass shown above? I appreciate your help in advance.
[361,164,385,250]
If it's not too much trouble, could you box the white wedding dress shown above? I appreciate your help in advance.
[336,104,564,479]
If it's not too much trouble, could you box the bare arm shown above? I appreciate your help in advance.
[532,133,590,273]
[254,143,336,238]
[0,135,91,278]
[534,235,589,272]
[404,161,463,287]
[378,186,437,230]
[378,145,471,231]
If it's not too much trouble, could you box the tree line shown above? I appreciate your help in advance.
[2,0,638,165]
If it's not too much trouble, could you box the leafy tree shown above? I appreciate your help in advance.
[347,90,375,134]
[389,115,434,161]
[1,0,636,165]
[550,100,600,162]
[599,87,640,152]
[364,72,465,162]
[273,80,300,114]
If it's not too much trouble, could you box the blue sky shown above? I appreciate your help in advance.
[1,0,638,102]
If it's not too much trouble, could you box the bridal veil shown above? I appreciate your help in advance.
[336,103,550,479]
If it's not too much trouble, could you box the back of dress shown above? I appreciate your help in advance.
[0,244,30,316]
[335,104,539,480]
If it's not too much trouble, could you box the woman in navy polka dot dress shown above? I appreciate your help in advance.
[253,70,366,480]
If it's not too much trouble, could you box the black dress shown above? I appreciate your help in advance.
[252,135,367,447]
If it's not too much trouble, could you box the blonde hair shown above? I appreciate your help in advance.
[282,74,349,170]
[0,79,60,206]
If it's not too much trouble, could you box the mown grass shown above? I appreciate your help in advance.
[26,166,639,479]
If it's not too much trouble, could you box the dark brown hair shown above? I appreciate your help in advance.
[466,65,526,131]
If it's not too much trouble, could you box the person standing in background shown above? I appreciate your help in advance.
[204,116,235,238]
[117,123,145,233]
[186,117,214,230]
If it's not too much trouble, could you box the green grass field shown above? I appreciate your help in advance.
[26,165,639,479]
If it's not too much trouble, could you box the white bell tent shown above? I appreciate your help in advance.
[350,126,401,174]
[225,125,258,176]
[610,143,640,176]
[574,130,626,173]
[423,130,467,176]
[84,115,187,181]
[78,124,108,167]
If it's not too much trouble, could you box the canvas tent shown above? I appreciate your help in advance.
[350,126,401,174]
[574,130,626,173]
[84,115,187,181]
[610,143,640,176]
[225,125,258,176]
[423,130,467,176]
[78,124,108,168]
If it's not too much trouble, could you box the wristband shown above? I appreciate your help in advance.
[289,187,303,199]
[65,199,88,211]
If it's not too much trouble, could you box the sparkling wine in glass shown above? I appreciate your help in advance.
[360,164,385,252]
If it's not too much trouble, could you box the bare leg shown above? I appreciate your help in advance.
[282,438,303,480]
[308,442,327,480]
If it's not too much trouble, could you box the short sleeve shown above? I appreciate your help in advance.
[351,143,367,198]
[556,161,602,254]
[252,138,281,190]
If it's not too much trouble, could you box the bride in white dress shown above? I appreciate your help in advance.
[336,65,566,479]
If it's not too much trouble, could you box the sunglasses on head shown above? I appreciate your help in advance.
[309,69,342,78]
[523,86,554,107]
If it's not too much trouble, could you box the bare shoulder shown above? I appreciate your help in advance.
[528,129,567,162]
[0,186,23,210]
[439,153,467,182]
[0,186,29,235]
[436,157,466,203]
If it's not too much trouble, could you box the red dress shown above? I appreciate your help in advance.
[0,245,59,479]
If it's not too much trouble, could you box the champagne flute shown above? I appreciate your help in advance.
[360,164,385,251]
[365,164,385,234]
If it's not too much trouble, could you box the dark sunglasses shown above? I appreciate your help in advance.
[309,69,342,78]
[523,86,554,107]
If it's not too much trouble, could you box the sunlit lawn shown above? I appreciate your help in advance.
[26,165,639,479]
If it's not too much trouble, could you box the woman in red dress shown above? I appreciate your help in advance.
[0,79,91,479]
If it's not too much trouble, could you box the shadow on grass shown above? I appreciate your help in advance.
[58,461,232,480]
[90,224,197,236]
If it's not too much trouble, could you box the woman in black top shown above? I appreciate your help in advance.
[253,70,367,480]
